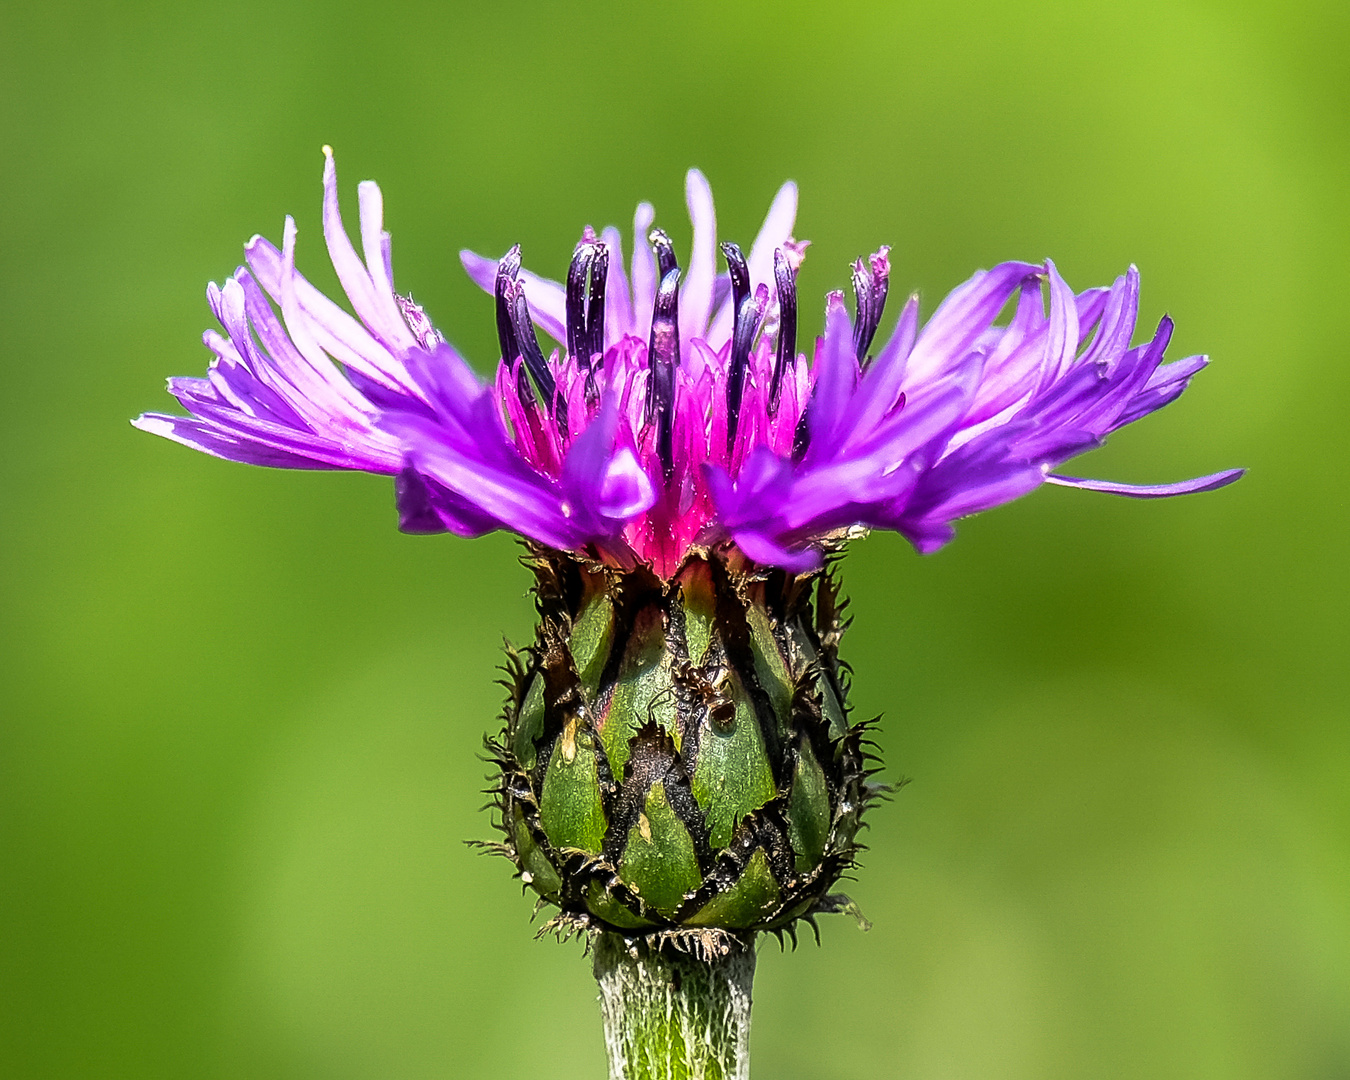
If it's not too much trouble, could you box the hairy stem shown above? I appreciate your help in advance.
[593,934,756,1080]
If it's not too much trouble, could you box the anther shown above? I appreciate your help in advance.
[727,290,767,453]
[495,245,523,373]
[720,241,750,320]
[851,246,890,364]
[724,243,766,453]
[646,267,681,481]
[584,243,609,364]
[565,241,596,367]
[768,248,798,415]
[582,243,609,407]
[650,229,679,279]
[505,276,568,430]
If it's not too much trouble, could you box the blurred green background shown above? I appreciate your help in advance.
[2,1,1347,1076]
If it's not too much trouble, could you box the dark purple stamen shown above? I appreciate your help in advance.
[514,361,535,414]
[721,241,750,319]
[791,403,811,462]
[582,244,609,407]
[496,247,536,415]
[646,267,681,481]
[584,244,609,364]
[495,245,523,379]
[565,241,597,366]
[505,276,568,430]
[768,248,798,415]
[721,242,760,453]
[650,228,679,280]
[851,246,891,364]
[727,291,767,454]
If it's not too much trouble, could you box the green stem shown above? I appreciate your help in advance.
[593,933,756,1080]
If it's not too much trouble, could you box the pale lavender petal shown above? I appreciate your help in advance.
[320,149,408,351]
[1045,469,1245,498]
[905,261,1041,386]
[599,225,634,343]
[1038,260,1081,389]
[355,178,417,351]
[244,235,415,395]
[1075,285,1111,331]
[1077,266,1138,370]
[679,169,717,345]
[133,414,335,469]
[729,528,822,573]
[745,181,798,300]
[631,202,657,337]
[707,179,798,343]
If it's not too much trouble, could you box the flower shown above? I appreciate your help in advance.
[135,148,1242,576]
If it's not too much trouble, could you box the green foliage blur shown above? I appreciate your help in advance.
[1,1,1346,1076]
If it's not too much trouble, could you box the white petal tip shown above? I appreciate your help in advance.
[686,168,712,197]
[132,415,169,436]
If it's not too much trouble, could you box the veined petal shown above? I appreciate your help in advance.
[132,413,338,469]
[320,149,416,353]
[904,261,1041,386]
[244,235,418,396]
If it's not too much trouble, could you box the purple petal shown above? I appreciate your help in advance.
[729,529,822,573]
[1045,469,1245,498]
[320,149,415,352]
[679,169,717,345]
[630,202,657,339]
[905,261,1041,385]
[395,466,450,533]
[244,234,416,396]
[1038,259,1081,390]
[598,225,634,344]
[133,414,338,470]
[707,179,798,343]
[560,399,656,524]
[805,295,860,454]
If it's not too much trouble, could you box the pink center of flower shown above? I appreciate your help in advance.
[472,226,874,577]
[483,230,852,577]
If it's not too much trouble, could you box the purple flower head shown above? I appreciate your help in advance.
[135,149,1242,577]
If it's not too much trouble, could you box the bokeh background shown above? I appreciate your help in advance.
[2,1,1347,1077]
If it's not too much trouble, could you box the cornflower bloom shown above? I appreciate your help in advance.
[135,149,1241,1080]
